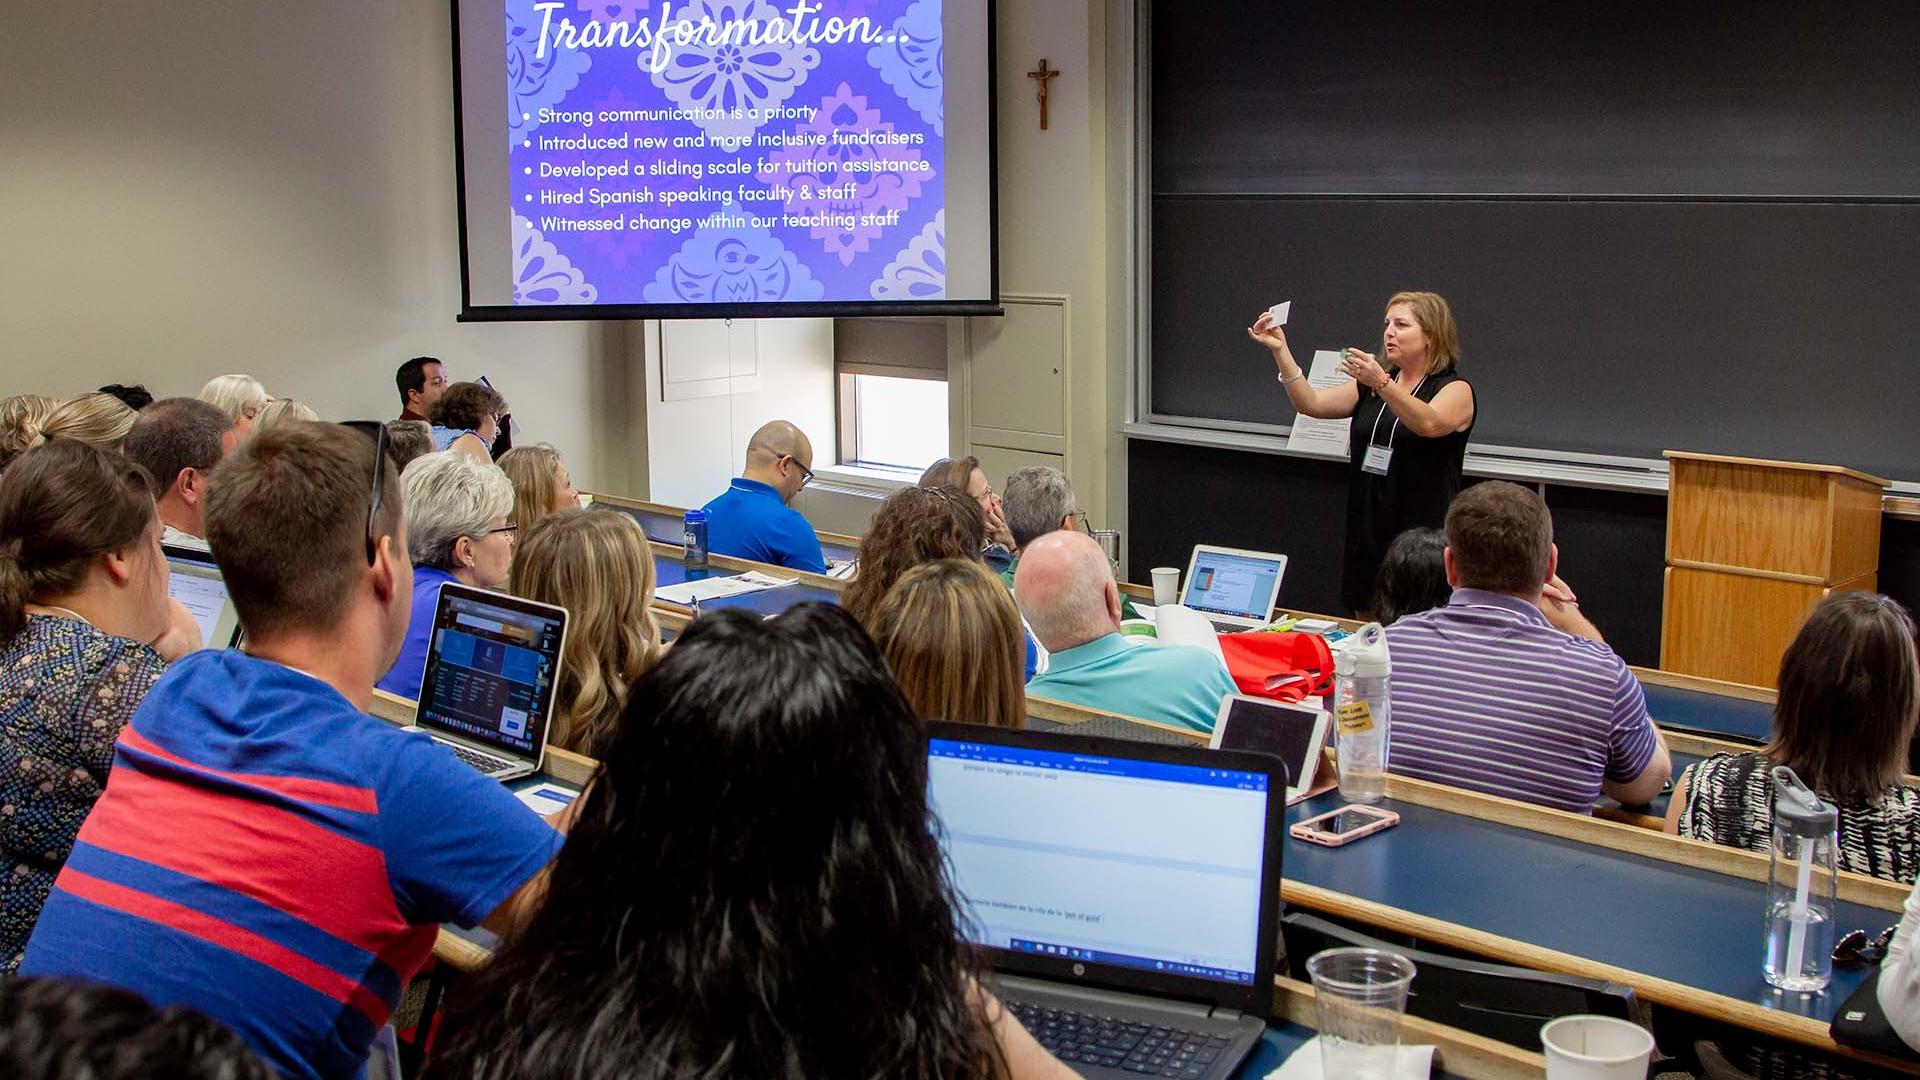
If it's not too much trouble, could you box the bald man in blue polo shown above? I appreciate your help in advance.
[701,420,828,574]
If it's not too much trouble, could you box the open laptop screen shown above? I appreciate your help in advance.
[1182,550,1283,620]
[929,736,1271,987]
[162,547,240,650]
[417,587,566,759]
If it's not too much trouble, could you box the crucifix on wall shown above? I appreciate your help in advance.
[1026,58,1060,130]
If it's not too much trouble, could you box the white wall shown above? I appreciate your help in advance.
[0,0,636,491]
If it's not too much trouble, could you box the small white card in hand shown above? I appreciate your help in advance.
[1267,301,1291,327]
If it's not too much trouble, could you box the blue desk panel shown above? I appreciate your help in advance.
[652,553,841,618]
[611,503,860,564]
[1282,790,1884,1027]
[1642,682,1772,743]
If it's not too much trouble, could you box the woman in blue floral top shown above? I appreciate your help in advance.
[0,439,200,972]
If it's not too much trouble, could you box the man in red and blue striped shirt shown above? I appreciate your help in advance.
[23,423,565,1080]
[1383,482,1671,814]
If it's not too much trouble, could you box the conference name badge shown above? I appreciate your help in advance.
[1361,446,1393,476]
[1336,701,1375,735]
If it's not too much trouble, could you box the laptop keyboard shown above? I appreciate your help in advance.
[1005,1000,1232,1077]
[1210,619,1252,635]
[445,742,512,775]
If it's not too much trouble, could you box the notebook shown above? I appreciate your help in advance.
[1181,545,1288,633]
[927,722,1285,1080]
[407,583,568,782]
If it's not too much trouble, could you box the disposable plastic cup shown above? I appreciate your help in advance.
[1151,567,1181,606]
[1306,947,1416,1080]
[1540,1015,1655,1080]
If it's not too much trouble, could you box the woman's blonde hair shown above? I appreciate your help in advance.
[0,395,58,472]
[866,558,1026,730]
[497,444,567,537]
[255,398,318,431]
[1384,291,1461,375]
[31,393,137,454]
[510,509,661,755]
[198,374,271,426]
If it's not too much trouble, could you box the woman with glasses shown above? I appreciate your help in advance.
[376,451,517,700]
[197,374,273,442]
[429,381,508,462]
[920,455,1016,554]
[1666,592,1920,883]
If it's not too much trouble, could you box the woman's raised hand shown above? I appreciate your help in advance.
[1246,311,1291,355]
[1340,348,1389,389]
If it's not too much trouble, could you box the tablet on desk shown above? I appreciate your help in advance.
[1208,694,1332,805]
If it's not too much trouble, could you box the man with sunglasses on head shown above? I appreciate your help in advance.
[22,422,569,1080]
[700,420,828,574]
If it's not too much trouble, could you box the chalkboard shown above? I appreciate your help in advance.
[1148,0,1920,483]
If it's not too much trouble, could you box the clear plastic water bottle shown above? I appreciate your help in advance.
[682,508,710,572]
[1763,766,1838,992]
[1334,622,1391,804]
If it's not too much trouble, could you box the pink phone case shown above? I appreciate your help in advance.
[1289,806,1400,847]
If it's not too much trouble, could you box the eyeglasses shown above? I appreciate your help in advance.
[783,455,815,490]
[483,522,518,537]
[1072,509,1092,533]
[338,421,389,566]
[1833,925,1898,966]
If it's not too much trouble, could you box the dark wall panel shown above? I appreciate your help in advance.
[1541,486,1669,667]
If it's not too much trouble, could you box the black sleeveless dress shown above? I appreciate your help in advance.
[1339,371,1474,613]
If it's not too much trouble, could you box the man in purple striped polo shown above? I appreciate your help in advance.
[1383,482,1671,813]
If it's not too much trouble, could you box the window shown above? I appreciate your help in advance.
[833,317,951,473]
[845,374,950,470]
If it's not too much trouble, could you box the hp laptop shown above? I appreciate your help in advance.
[408,583,569,782]
[162,543,243,650]
[927,722,1286,1080]
[1180,545,1288,634]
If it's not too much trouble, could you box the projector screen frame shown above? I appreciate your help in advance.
[448,0,1003,322]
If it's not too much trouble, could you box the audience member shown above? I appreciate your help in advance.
[867,558,1026,729]
[842,485,987,625]
[22,423,566,1080]
[255,397,318,431]
[121,398,236,547]
[385,419,432,473]
[95,384,153,411]
[701,419,827,573]
[196,374,271,441]
[921,455,1016,555]
[498,443,581,536]
[0,441,197,973]
[376,451,516,699]
[0,977,274,1080]
[1371,526,1450,626]
[0,394,57,472]
[31,392,137,454]
[1019,531,1235,733]
[1385,482,1671,812]
[395,356,448,424]
[424,604,1072,1080]
[509,509,660,757]
[428,380,505,461]
[999,465,1082,581]
[1668,593,1920,882]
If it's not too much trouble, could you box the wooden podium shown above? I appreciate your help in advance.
[1661,452,1889,687]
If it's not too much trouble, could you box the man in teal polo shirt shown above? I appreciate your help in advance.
[701,420,827,574]
[1018,531,1235,733]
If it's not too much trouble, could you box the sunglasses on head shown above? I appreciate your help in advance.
[337,421,389,566]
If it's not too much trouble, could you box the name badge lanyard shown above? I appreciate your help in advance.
[1361,375,1427,476]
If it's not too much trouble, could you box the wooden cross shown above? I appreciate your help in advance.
[1026,58,1060,130]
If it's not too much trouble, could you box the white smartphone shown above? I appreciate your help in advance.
[1289,804,1399,848]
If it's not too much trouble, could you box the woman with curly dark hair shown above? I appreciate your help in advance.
[841,485,988,625]
[424,604,1073,1080]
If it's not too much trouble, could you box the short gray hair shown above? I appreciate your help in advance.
[1002,466,1076,549]
[402,451,514,570]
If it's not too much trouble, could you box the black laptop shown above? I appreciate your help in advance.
[926,722,1286,1080]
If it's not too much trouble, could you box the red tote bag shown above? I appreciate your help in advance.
[1216,631,1336,704]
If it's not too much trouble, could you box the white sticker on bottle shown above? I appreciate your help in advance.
[1362,445,1393,475]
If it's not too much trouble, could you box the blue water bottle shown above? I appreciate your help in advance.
[683,508,710,572]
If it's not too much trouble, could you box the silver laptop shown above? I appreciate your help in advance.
[162,543,243,650]
[407,583,568,782]
[928,723,1285,1080]
[1180,544,1288,634]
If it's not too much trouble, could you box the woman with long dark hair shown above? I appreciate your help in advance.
[425,604,1073,1080]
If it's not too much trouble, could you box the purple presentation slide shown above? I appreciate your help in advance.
[502,0,946,307]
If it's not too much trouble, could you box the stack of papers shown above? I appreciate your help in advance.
[654,570,797,606]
